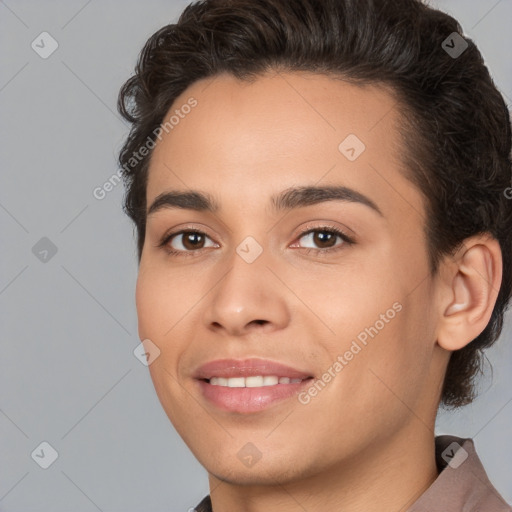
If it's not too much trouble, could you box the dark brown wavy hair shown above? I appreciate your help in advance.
[117,0,512,408]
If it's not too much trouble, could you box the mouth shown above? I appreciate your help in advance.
[194,358,314,413]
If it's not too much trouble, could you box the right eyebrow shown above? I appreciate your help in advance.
[147,191,219,216]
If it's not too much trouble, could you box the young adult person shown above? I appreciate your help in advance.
[117,0,512,510]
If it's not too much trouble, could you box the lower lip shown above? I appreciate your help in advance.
[197,379,313,413]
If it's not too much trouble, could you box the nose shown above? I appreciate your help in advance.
[201,249,291,337]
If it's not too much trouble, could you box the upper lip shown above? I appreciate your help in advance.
[194,358,313,380]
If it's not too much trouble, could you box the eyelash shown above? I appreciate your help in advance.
[158,225,355,258]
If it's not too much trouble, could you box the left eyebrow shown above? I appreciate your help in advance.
[270,185,383,217]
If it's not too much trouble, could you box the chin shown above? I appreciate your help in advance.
[197,445,316,487]
[208,462,302,487]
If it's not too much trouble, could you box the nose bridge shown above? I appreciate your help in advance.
[201,239,290,334]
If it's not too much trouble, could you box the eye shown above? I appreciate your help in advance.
[292,226,354,254]
[157,225,354,258]
[159,229,218,255]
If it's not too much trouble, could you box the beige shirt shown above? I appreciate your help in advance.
[193,435,511,511]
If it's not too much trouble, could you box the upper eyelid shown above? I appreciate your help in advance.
[298,226,345,237]
[160,225,217,244]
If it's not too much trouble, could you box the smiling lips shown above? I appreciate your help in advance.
[194,358,314,413]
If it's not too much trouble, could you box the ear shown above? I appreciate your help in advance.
[436,235,502,351]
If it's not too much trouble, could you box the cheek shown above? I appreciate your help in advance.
[292,261,400,343]
[135,269,161,340]
[341,292,435,411]
[135,267,192,418]
[310,270,434,405]
[135,264,195,339]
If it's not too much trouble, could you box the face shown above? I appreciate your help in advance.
[136,71,445,485]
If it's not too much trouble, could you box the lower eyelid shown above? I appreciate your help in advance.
[292,242,346,256]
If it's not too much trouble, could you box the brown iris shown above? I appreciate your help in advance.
[181,231,206,250]
[310,230,337,249]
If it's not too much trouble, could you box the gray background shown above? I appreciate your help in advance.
[0,1,511,510]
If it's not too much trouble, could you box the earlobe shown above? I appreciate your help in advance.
[437,237,502,352]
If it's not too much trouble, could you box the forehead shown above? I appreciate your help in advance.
[146,71,425,222]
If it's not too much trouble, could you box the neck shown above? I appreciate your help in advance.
[207,426,438,512]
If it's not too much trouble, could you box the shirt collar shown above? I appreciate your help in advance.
[408,435,510,511]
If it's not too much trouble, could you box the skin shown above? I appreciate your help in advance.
[135,71,502,512]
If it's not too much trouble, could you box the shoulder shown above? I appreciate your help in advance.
[409,435,511,511]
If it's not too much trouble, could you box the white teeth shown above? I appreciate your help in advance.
[209,376,304,387]
[245,376,264,387]
[227,377,245,388]
[262,376,279,386]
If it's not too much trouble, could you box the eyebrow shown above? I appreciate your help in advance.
[147,185,383,217]
[271,185,382,216]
